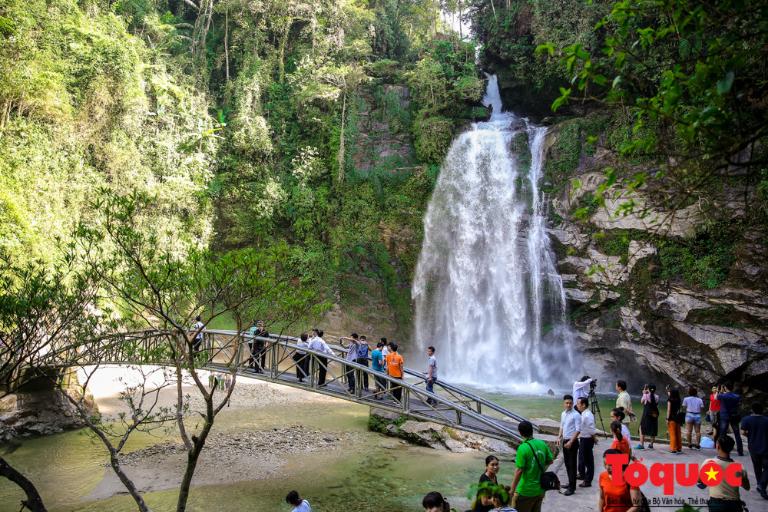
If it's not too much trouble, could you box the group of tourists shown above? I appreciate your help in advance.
[417,376,767,512]
[339,333,409,400]
[234,330,767,512]
[245,322,438,405]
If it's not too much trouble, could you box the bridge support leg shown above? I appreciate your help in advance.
[309,356,316,388]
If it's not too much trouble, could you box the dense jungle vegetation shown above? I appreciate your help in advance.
[1,0,766,332]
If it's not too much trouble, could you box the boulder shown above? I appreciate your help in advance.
[589,193,703,238]
[368,408,517,453]
[531,417,560,436]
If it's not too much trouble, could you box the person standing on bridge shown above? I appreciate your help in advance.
[371,341,386,399]
[357,335,370,391]
[248,320,269,373]
[308,329,333,386]
[425,346,438,406]
[386,342,404,402]
[295,333,309,383]
[192,315,205,354]
[342,333,360,393]
[381,337,389,368]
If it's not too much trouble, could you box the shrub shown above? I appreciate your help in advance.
[413,114,453,164]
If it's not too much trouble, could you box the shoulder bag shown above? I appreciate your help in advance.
[523,440,560,492]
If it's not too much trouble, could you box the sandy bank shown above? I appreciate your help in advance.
[82,367,363,501]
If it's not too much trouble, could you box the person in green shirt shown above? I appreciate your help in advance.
[510,420,554,512]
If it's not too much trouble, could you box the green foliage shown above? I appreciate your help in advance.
[413,114,454,165]
[543,0,767,202]
[367,59,401,80]
[0,0,216,266]
[593,230,630,262]
[469,0,609,97]
[658,225,736,289]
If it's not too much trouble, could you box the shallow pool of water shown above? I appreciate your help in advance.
[0,399,492,512]
[0,383,671,512]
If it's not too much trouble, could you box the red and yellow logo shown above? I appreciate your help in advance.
[606,454,743,495]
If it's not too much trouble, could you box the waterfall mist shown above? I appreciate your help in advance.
[411,75,574,392]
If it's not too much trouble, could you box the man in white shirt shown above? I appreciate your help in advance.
[572,376,595,401]
[576,397,597,488]
[381,337,389,370]
[425,346,438,405]
[307,329,333,385]
[558,394,581,495]
[191,315,205,353]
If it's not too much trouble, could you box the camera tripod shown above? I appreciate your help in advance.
[588,387,608,437]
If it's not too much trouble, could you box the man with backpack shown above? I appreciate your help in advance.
[356,335,370,391]
[510,420,554,512]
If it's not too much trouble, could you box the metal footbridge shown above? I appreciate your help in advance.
[80,329,538,444]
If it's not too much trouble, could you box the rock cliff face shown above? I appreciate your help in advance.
[0,371,96,443]
[542,120,768,396]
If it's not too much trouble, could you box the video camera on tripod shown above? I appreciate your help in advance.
[586,378,608,437]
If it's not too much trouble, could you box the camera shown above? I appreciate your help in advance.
[589,378,597,391]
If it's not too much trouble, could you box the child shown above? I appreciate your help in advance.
[285,490,311,512]
[490,485,516,512]
[422,491,451,512]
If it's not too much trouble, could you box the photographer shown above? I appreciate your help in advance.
[636,384,659,450]
[573,376,596,401]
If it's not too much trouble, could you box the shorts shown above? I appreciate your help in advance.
[685,412,702,425]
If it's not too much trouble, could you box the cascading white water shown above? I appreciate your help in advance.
[412,75,573,392]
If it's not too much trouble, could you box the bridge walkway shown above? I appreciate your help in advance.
[82,329,544,445]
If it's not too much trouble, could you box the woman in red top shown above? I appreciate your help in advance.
[610,421,632,457]
[708,385,721,440]
[598,449,642,512]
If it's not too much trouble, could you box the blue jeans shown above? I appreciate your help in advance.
[426,377,437,404]
[719,415,743,454]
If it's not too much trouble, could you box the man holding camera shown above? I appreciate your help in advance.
[572,376,596,401]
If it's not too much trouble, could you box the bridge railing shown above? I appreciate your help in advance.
[270,332,535,431]
[61,329,528,443]
[201,330,526,442]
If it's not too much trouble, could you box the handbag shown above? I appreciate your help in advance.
[524,440,560,492]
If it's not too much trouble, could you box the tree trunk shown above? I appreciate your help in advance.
[337,90,347,183]
[176,415,214,511]
[0,457,47,512]
[278,18,291,83]
[224,8,230,82]
[175,360,193,451]
[107,450,152,512]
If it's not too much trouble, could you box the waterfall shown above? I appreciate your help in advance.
[411,75,573,392]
